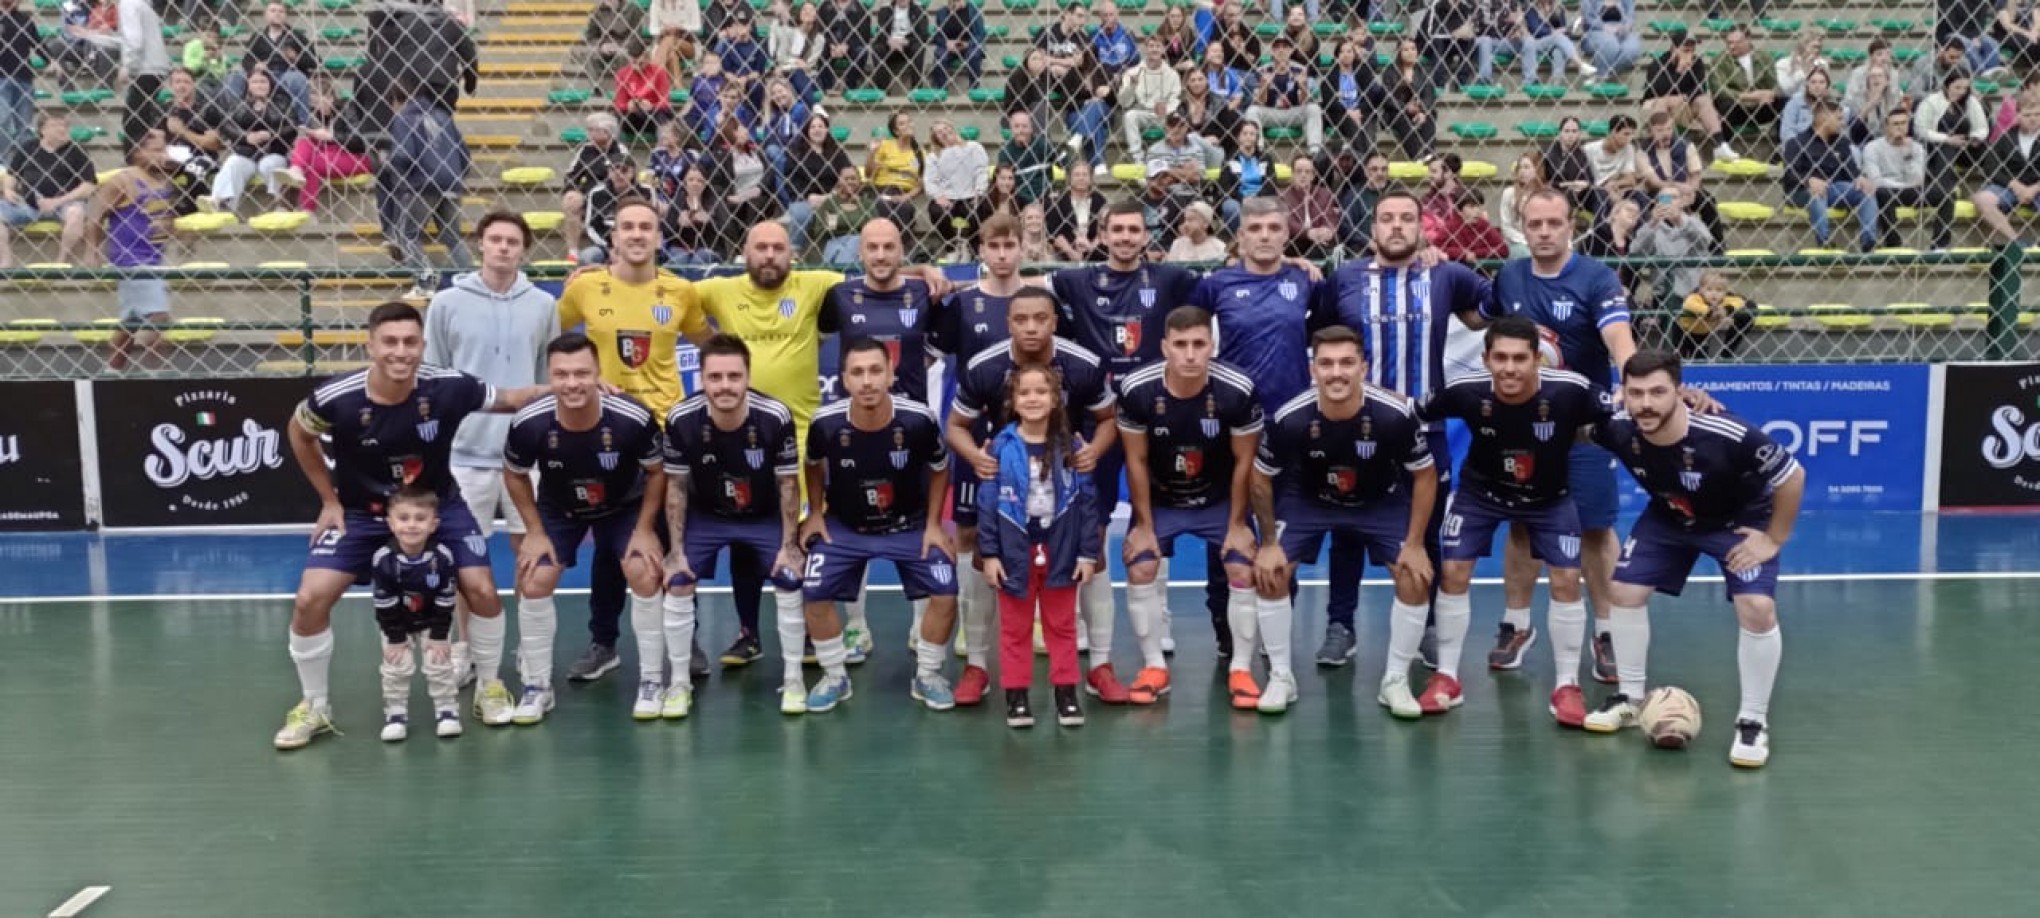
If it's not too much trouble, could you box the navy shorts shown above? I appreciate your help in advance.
[1568,441,1620,531]
[1130,502,1252,566]
[1441,488,1582,567]
[1615,508,1780,600]
[802,526,961,602]
[535,507,642,571]
[1276,495,1410,569]
[680,512,800,590]
[306,501,489,580]
[950,468,981,527]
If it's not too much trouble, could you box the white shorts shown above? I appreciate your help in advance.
[452,466,527,536]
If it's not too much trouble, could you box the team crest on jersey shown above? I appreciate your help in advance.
[547,429,559,450]
[464,534,487,557]
[358,406,374,429]
[1356,438,1376,459]
[889,427,909,469]
[930,559,954,585]
[744,447,765,469]
[899,307,919,326]
[1532,421,1555,441]
[778,297,797,318]
[617,329,653,368]
[1551,298,1576,321]
[1680,470,1703,491]
[726,477,752,511]
[1331,468,1356,493]
[598,451,620,471]
[415,396,438,442]
[1278,281,1298,301]
[1731,565,1761,582]
[424,571,439,590]
[1175,447,1204,477]
[869,481,894,511]
[576,479,607,507]
[1558,535,1580,558]
[1118,317,1143,356]
[1508,450,1535,482]
[1200,417,1220,438]
[393,455,423,484]
[651,303,673,326]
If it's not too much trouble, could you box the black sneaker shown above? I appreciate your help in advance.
[1487,623,1537,671]
[1053,684,1085,727]
[1005,689,1035,728]
[690,638,711,680]
[1418,626,1439,670]
[1591,633,1618,685]
[720,631,763,668]
[1315,622,1358,667]
[802,639,818,665]
[566,643,620,682]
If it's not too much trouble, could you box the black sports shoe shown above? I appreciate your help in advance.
[1315,622,1358,667]
[720,631,763,668]
[1591,632,1618,685]
[690,638,711,680]
[802,639,818,665]
[1005,689,1035,728]
[1487,623,1537,670]
[1053,684,1085,727]
[1417,626,1439,670]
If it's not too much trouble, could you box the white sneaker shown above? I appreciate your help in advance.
[661,685,693,720]
[1377,672,1423,720]
[273,700,335,750]
[632,680,664,721]
[1257,671,1299,714]
[473,680,516,726]
[1714,142,1741,163]
[380,711,409,743]
[780,680,808,715]
[843,626,873,665]
[512,686,554,725]
[1092,163,1110,177]
[1729,720,1771,768]
[1574,58,1598,77]
[434,708,462,738]
[1584,693,1640,733]
[451,642,474,688]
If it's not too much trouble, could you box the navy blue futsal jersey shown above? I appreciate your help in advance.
[807,397,949,535]
[931,286,1013,369]
[295,366,496,512]
[1484,254,1632,386]
[952,338,1114,443]
[663,391,800,521]
[1418,368,1615,507]
[1257,385,1433,508]
[370,541,458,639]
[1050,262,1200,378]
[1312,259,1493,406]
[1592,410,1802,529]
[818,276,939,403]
[1114,360,1264,510]
[1189,263,1314,415]
[502,394,663,521]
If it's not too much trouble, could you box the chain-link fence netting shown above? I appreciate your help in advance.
[5,0,2040,376]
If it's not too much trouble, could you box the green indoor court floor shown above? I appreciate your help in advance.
[2,578,2034,916]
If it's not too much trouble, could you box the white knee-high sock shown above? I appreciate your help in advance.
[916,628,947,678]
[910,598,929,652]
[1737,625,1781,724]
[1255,594,1293,678]
[1385,599,1429,678]
[814,634,848,679]
[379,641,415,709]
[629,590,664,683]
[776,589,807,683]
[290,628,334,710]
[960,552,996,667]
[1082,574,1114,669]
[420,642,458,709]
[662,592,696,686]
[468,613,505,683]
[1433,592,1471,679]
[516,595,557,689]
[1126,580,1168,669]
[1549,599,1587,688]
[1226,586,1259,674]
[1609,604,1651,700]
[1503,606,1532,631]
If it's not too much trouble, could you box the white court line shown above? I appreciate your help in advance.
[4,570,2040,605]
[49,886,109,917]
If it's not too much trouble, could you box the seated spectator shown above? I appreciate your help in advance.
[1215,119,1276,229]
[159,68,225,215]
[933,0,985,91]
[286,76,370,213]
[1990,81,2038,140]
[1919,70,1990,246]
[665,165,725,265]
[1091,2,1139,80]
[230,3,314,121]
[646,120,700,211]
[1632,189,1714,303]
[978,162,1023,226]
[697,74,759,146]
[810,164,872,263]
[925,118,989,258]
[1520,0,1597,84]
[1041,5,1110,171]
[1860,108,1930,249]
[2001,0,2040,76]
[1644,35,1721,141]
[1584,113,1644,217]
[1499,152,1544,256]
[1638,110,1723,251]
[868,0,927,93]
[1121,34,1184,162]
[1675,269,1754,359]
[0,113,96,267]
[1780,67,1851,146]
[614,41,675,138]
[1138,162,1185,255]
[1150,110,1219,173]
[1320,37,1379,152]
[1154,4,1200,72]
[581,154,654,264]
[208,68,296,213]
[1781,100,1877,251]
[1019,200,1052,262]
[1279,7,1317,63]
[561,112,624,260]
[1049,163,1108,261]
[766,1,819,100]
[713,9,771,89]
[1972,97,2040,244]
[1282,154,1339,258]
[704,0,750,36]
[1197,42,1248,129]
[1776,29,1826,99]
[1166,199,1227,261]
[1247,35,1324,155]
[1337,151,1390,254]
[1178,64,1239,156]
[865,111,924,236]
[1005,48,1056,134]
[781,112,850,253]
[181,33,235,114]
[705,114,771,234]
[1579,196,1643,292]
[685,51,728,137]
[383,78,473,294]
[1541,115,1596,212]
[757,76,809,199]
[999,110,1056,206]
[1708,25,1779,161]
[577,0,646,88]
[1380,39,1437,160]
[1433,190,1508,262]
[818,0,868,92]
[1463,0,1514,87]
[651,0,702,81]
[1207,1,1260,75]
[1581,0,1641,76]
[1843,39,1899,107]
[1424,0,1481,89]
[1420,152,1467,233]
[1845,62,1907,148]
[47,0,120,91]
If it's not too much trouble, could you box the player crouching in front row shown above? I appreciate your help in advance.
[370,487,466,741]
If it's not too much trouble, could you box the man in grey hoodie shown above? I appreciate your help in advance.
[424,211,560,680]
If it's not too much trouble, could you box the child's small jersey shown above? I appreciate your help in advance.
[503,394,664,521]
[1257,386,1433,508]
[1419,369,1614,507]
[294,367,496,513]
[807,397,949,535]
[1592,410,1801,529]
[370,541,459,639]
[1114,360,1264,510]
[663,390,801,520]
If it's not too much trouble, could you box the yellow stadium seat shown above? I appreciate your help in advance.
[1724,248,1775,258]
[1388,161,1425,180]
[20,220,59,236]
[1109,163,1147,183]
[95,168,122,183]
[259,260,310,269]
[1874,247,1921,256]
[0,317,47,344]
[1889,302,1954,327]
[1797,248,1848,256]
[25,262,72,269]
[1459,160,1499,179]
[501,166,558,185]
[337,173,374,188]
[1709,158,1772,177]
[1946,247,1991,255]
[174,212,238,232]
[1717,201,1775,221]
[178,261,231,269]
[165,317,225,342]
[248,210,312,232]
[73,317,121,343]
[1808,303,1871,328]
[275,330,371,346]
[522,210,566,232]
[1752,304,1791,329]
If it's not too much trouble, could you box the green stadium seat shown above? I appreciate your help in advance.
[966,87,1004,104]
[1894,48,1923,64]
[548,88,593,105]
[1587,82,1628,99]
[1516,121,1559,138]
[1462,83,1506,100]
[1584,119,1610,137]
[669,88,690,104]
[907,88,948,103]
[320,26,359,41]
[1523,83,1567,99]
[986,25,1009,38]
[1367,21,1404,36]
[1002,54,1020,69]
[1449,121,1497,139]
[1646,19,1684,39]
[830,125,850,142]
[1817,18,1856,35]
[1871,18,1915,34]
[844,88,886,103]
[1826,48,1867,64]
[1026,24,1044,39]
[319,0,356,9]
[958,125,981,141]
[1312,23,1346,37]
[1703,18,1736,33]
[1254,22,1279,37]
[322,55,365,72]
[68,125,105,143]
[1113,0,1145,10]
[561,127,587,143]
[218,24,246,38]
[1141,126,1163,142]
[1264,126,1301,140]
[1757,18,1802,36]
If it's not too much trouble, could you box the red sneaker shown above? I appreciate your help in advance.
[1227,670,1262,710]
[1549,684,1587,728]
[1127,666,1171,705]
[1084,664,1130,705]
[1417,673,1463,715]
[954,665,990,706]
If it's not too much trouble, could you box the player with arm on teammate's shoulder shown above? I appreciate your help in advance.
[502,334,668,724]
[662,335,810,715]
[798,339,960,713]
[1414,315,1616,727]
[275,301,547,750]
[1251,325,1439,721]
[368,486,465,742]
[1581,350,1801,769]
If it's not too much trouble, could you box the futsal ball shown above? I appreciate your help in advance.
[1638,687,1702,749]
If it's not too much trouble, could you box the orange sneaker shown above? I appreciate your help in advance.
[1418,673,1463,715]
[1084,664,1130,704]
[1128,666,1171,705]
[1549,684,1587,728]
[1227,670,1262,710]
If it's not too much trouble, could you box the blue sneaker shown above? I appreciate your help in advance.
[911,672,956,711]
[805,674,853,712]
